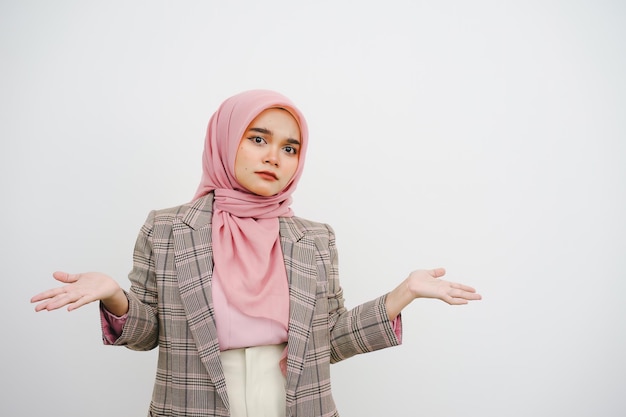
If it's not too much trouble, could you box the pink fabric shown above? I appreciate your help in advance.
[211,268,288,351]
[192,90,308,329]
[100,303,126,344]
[391,315,402,342]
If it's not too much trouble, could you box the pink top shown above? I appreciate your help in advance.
[211,270,288,350]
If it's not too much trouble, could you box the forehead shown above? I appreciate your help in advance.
[248,108,301,136]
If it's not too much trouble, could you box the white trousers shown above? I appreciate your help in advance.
[219,344,287,417]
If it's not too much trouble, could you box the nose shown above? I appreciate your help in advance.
[264,147,279,166]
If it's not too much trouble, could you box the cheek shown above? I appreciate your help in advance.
[286,158,300,180]
[234,147,247,172]
[233,159,243,182]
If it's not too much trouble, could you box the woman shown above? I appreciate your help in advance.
[31,90,481,417]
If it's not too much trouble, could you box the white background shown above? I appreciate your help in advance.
[2,1,625,416]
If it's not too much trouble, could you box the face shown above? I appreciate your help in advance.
[234,108,301,196]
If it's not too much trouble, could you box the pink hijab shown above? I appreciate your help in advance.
[192,89,308,328]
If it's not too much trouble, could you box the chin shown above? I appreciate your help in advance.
[246,186,279,197]
[256,190,280,197]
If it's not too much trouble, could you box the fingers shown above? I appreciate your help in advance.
[31,272,81,311]
[445,297,469,305]
[34,290,90,312]
[52,271,80,283]
[451,282,478,293]
[32,299,51,312]
[32,297,63,312]
[67,296,92,312]
[430,267,446,278]
[30,286,67,304]
[447,286,482,304]
[31,289,71,311]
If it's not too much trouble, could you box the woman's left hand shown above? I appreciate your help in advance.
[406,268,482,305]
[385,267,482,320]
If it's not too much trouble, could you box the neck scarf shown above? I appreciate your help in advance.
[192,89,308,328]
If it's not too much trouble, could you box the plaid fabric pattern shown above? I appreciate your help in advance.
[112,194,401,417]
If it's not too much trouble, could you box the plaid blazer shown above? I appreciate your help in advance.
[109,193,401,417]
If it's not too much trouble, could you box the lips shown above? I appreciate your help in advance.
[255,171,278,180]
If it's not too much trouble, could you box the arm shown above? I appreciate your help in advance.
[323,226,400,363]
[324,227,482,362]
[30,211,160,350]
[109,212,160,350]
[29,212,160,316]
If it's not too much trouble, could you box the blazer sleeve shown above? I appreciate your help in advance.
[323,224,403,363]
[103,210,160,351]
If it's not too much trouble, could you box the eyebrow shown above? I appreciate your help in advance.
[248,127,301,146]
[249,127,272,135]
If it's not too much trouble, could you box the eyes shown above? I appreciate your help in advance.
[247,136,298,155]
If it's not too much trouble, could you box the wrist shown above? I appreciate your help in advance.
[102,288,129,317]
[385,278,416,321]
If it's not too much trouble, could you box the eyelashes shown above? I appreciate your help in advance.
[247,136,299,155]
[249,136,266,145]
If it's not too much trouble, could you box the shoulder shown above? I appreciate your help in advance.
[151,202,195,222]
[283,216,336,249]
[142,202,190,226]
[141,194,214,235]
[288,215,334,234]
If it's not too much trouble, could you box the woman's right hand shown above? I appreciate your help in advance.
[30,271,129,315]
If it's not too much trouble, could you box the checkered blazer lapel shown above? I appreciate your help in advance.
[279,217,318,402]
[172,194,230,409]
